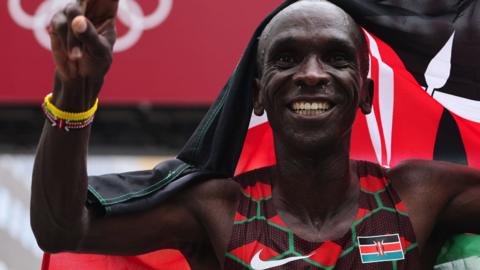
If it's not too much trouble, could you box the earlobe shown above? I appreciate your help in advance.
[360,79,374,114]
[253,78,265,116]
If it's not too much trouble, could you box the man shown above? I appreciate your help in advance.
[31,0,480,269]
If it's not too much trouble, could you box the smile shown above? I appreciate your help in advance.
[290,101,332,116]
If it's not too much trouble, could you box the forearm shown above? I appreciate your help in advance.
[31,80,97,252]
[31,124,91,251]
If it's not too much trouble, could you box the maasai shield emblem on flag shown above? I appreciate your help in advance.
[357,234,404,263]
[42,0,479,269]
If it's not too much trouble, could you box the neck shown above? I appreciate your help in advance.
[272,137,359,223]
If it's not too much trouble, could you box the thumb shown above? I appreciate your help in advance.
[72,15,88,34]
[71,15,110,55]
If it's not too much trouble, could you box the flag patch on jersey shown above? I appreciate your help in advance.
[357,234,404,263]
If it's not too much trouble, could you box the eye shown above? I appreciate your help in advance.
[275,54,298,68]
[328,53,351,68]
[332,54,346,62]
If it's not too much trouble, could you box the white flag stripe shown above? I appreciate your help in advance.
[361,241,402,247]
[248,110,269,129]
[378,62,394,166]
[366,108,383,164]
[425,32,455,96]
[433,91,480,123]
[365,31,395,166]
[364,33,383,165]
[364,53,382,164]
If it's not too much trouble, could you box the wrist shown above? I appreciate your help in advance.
[42,93,98,132]
[52,75,103,112]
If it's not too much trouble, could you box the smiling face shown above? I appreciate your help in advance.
[254,0,373,153]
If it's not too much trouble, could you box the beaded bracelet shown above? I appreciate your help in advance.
[42,93,98,131]
[44,93,98,120]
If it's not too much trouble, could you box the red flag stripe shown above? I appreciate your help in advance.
[359,242,403,254]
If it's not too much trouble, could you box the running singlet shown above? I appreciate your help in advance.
[224,161,421,269]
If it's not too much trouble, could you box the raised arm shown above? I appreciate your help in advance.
[31,0,118,251]
[30,0,209,255]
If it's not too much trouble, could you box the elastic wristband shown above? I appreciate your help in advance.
[44,93,98,121]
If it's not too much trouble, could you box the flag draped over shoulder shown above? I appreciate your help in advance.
[43,0,480,269]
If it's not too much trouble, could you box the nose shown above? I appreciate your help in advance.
[293,56,330,89]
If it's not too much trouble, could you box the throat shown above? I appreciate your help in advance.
[276,201,358,242]
[270,160,360,242]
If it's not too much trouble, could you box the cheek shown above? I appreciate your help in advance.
[333,70,362,105]
[261,70,293,109]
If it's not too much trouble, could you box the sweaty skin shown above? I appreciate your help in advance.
[31,1,480,269]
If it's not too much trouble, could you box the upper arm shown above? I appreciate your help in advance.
[73,177,241,256]
[390,160,480,239]
[75,184,206,255]
[436,163,480,233]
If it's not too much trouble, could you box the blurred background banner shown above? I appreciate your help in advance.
[0,154,171,270]
[0,155,42,270]
[2,0,282,105]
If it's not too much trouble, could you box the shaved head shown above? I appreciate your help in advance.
[257,0,369,78]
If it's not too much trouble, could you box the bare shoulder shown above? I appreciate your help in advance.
[387,159,479,195]
[179,177,243,222]
[385,159,480,251]
[385,159,448,216]
[387,159,438,189]
[178,178,243,261]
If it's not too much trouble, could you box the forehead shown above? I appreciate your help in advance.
[262,2,359,51]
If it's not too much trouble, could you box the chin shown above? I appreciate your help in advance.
[276,128,346,156]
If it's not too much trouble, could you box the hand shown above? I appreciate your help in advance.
[48,0,119,110]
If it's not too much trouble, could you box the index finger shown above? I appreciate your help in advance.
[78,0,119,27]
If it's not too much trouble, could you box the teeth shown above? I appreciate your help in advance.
[291,101,331,115]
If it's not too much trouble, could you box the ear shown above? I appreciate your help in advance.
[253,78,265,116]
[360,78,374,114]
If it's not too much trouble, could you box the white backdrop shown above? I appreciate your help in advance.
[0,154,171,270]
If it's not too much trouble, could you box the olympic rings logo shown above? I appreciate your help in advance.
[7,0,173,52]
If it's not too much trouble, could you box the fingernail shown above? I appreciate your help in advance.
[72,16,87,33]
[70,47,82,59]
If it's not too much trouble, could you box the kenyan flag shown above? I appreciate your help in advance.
[357,234,404,263]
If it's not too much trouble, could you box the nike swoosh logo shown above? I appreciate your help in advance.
[250,249,314,270]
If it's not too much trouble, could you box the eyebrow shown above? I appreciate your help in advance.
[267,34,357,57]
[267,36,301,52]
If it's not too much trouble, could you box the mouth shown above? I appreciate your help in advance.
[289,100,334,116]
